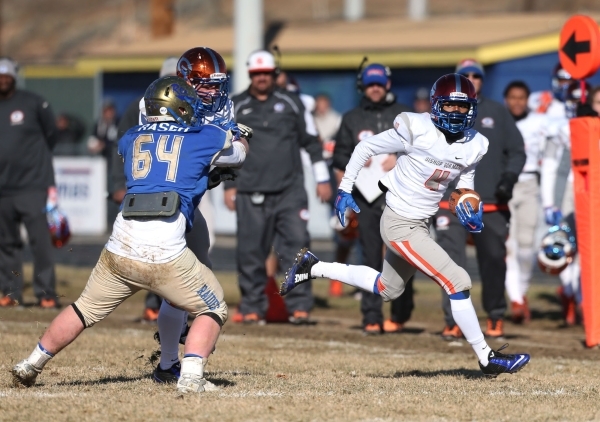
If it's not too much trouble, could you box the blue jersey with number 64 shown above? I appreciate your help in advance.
[118,122,229,231]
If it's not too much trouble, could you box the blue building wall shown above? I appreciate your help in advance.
[103,52,600,119]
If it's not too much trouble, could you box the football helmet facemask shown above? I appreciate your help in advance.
[551,63,573,102]
[537,224,577,275]
[430,73,478,134]
[144,76,200,126]
[177,47,229,115]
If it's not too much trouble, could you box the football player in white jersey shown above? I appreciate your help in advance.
[502,81,550,323]
[540,81,590,325]
[528,64,572,119]
[527,63,581,326]
[280,74,531,376]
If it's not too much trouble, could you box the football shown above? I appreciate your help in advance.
[448,188,481,216]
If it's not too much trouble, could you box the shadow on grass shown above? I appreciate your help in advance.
[52,375,147,387]
[530,309,563,322]
[206,378,235,388]
[368,368,484,379]
[349,325,425,335]
[53,374,236,388]
[314,296,330,309]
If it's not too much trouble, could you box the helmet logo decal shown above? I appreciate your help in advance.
[177,57,192,78]
[449,92,468,100]
[481,117,494,128]
[159,107,168,115]
[210,73,226,80]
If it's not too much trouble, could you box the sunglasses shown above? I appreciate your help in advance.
[462,73,483,80]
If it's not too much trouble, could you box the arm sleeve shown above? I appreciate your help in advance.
[212,141,247,168]
[38,99,58,150]
[540,138,564,208]
[502,108,526,176]
[295,96,329,182]
[295,98,324,165]
[339,128,408,193]
[331,115,354,171]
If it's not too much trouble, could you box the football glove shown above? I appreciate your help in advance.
[207,167,237,190]
[544,206,563,226]
[334,190,360,228]
[237,123,253,139]
[456,202,484,233]
[494,172,518,203]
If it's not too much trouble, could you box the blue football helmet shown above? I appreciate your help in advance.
[551,64,573,102]
[537,223,577,275]
[430,74,478,134]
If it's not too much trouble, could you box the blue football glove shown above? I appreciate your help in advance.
[456,202,484,233]
[544,206,562,226]
[334,190,360,227]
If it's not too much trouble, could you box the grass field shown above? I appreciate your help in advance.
[2,264,600,421]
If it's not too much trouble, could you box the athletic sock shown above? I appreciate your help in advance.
[181,354,206,378]
[27,343,54,370]
[311,262,380,294]
[449,296,491,365]
[157,300,186,370]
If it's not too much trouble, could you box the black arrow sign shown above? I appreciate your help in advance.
[562,31,591,65]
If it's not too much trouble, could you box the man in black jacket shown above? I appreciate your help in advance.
[436,59,526,339]
[225,50,331,324]
[332,63,412,334]
[0,58,59,308]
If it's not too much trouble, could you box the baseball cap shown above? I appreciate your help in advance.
[0,58,17,79]
[456,59,484,77]
[247,50,276,73]
[160,57,178,77]
[361,64,390,87]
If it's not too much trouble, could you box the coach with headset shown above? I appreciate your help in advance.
[224,50,331,324]
[332,62,412,334]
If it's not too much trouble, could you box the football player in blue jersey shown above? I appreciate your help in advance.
[11,76,249,394]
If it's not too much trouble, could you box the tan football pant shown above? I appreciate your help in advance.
[73,248,228,327]
[378,206,472,301]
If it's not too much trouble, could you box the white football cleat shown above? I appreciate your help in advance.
[11,360,41,387]
[176,374,220,394]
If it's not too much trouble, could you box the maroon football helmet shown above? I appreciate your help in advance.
[430,73,478,133]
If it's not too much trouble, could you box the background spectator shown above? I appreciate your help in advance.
[226,50,331,325]
[53,113,86,156]
[332,63,412,334]
[0,57,60,308]
[413,87,431,113]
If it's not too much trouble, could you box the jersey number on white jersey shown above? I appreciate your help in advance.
[132,134,184,182]
[425,169,450,191]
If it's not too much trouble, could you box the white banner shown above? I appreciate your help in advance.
[53,157,107,235]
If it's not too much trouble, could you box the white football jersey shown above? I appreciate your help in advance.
[339,112,489,220]
[515,112,551,177]
[528,91,566,119]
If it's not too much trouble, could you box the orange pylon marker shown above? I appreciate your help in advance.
[265,276,289,323]
[570,116,600,347]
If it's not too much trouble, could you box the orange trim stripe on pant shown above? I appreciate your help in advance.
[390,240,457,294]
